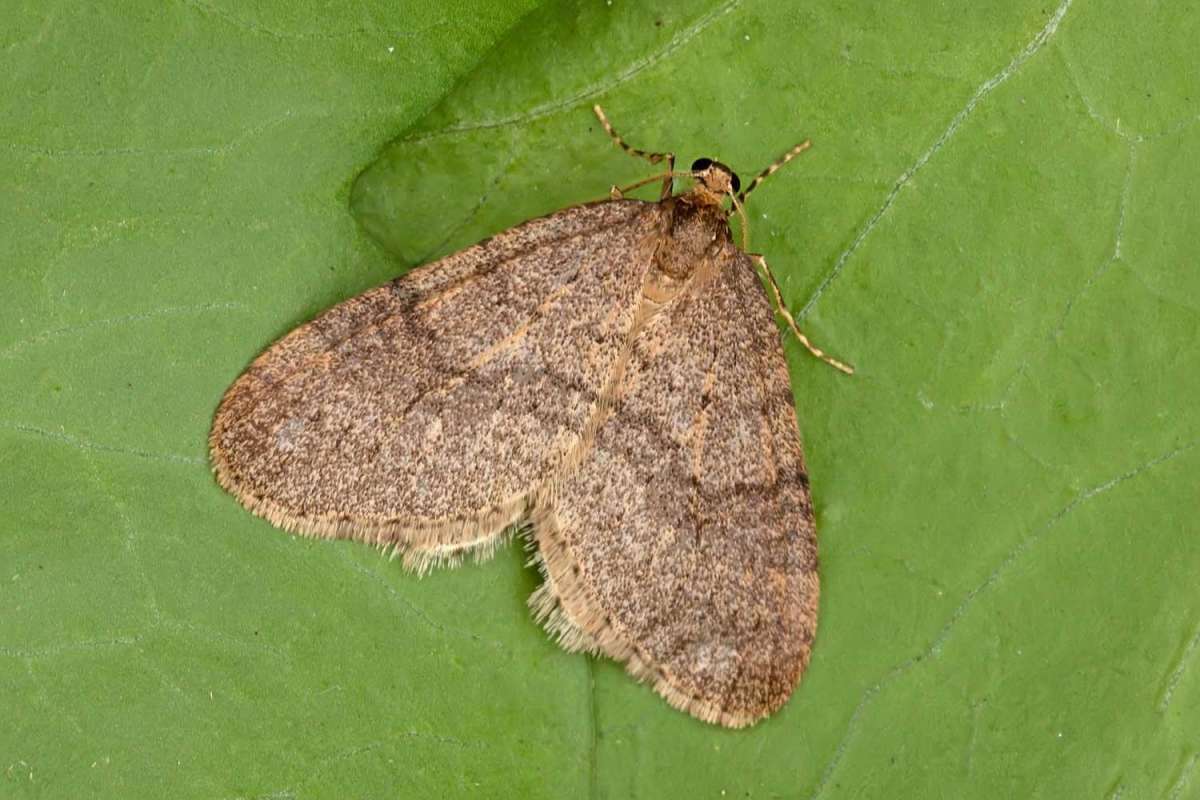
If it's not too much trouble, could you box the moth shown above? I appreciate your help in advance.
[210,106,852,728]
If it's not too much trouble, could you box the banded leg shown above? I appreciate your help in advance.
[750,254,855,375]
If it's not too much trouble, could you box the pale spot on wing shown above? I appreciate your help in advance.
[689,640,739,681]
[275,418,304,452]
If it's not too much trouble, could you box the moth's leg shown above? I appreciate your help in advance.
[610,171,679,200]
[592,105,676,199]
[750,254,855,375]
[728,191,751,252]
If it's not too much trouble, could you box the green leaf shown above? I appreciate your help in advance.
[4,1,1198,798]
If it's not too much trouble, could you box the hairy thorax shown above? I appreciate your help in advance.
[642,196,733,305]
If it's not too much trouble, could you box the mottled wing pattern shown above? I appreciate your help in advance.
[211,200,661,562]
[533,253,818,727]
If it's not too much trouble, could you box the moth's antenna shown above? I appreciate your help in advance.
[593,105,676,199]
[750,253,854,375]
[593,105,673,168]
[736,140,811,206]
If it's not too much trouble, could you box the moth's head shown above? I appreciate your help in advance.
[689,158,741,206]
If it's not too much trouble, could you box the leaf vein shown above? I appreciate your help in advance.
[800,0,1076,319]
[805,436,1198,800]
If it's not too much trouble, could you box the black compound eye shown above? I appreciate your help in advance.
[730,171,741,193]
[691,157,713,172]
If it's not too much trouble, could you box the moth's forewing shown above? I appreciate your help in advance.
[533,245,817,728]
[210,201,658,566]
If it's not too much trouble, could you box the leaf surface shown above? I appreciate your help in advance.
[4,1,1198,797]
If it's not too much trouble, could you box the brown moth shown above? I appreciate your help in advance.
[209,106,852,728]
